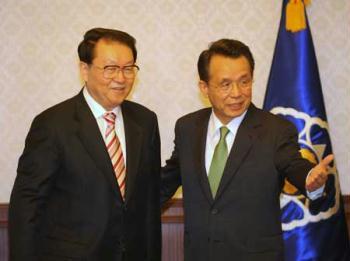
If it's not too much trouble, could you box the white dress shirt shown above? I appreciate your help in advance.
[205,110,246,174]
[83,87,127,164]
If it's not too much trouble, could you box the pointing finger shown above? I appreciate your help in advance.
[320,154,334,168]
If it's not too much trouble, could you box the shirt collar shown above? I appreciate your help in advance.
[208,109,247,139]
[83,87,121,119]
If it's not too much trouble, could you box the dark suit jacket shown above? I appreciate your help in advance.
[9,91,161,261]
[161,104,314,261]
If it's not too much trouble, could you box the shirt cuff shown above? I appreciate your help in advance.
[306,169,325,200]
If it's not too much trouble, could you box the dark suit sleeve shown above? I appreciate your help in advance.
[9,115,60,261]
[146,114,162,261]
[160,120,182,206]
[274,121,314,196]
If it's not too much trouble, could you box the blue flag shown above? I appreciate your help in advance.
[263,1,350,260]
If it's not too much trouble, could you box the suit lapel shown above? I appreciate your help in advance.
[194,109,214,204]
[215,104,261,201]
[74,92,122,200]
[121,102,143,204]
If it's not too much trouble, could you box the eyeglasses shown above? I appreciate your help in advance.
[91,64,140,79]
[210,77,253,92]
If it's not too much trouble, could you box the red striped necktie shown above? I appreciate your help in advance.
[103,112,126,199]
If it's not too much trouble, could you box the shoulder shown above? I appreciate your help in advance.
[122,100,157,120]
[22,93,82,145]
[121,100,159,133]
[176,107,211,126]
[32,93,80,127]
[249,104,296,131]
[170,107,211,136]
[246,105,299,146]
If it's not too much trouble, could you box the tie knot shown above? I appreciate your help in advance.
[103,112,116,124]
[220,126,229,140]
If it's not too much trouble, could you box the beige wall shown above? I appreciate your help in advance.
[0,0,349,202]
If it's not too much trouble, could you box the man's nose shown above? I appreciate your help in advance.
[228,82,241,97]
[112,69,126,82]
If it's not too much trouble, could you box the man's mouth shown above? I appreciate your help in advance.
[110,86,125,91]
[227,102,243,110]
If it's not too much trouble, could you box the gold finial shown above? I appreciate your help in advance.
[286,0,311,33]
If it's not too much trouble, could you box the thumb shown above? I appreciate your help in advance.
[320,154,334,168]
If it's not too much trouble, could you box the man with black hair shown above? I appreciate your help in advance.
[9,28,161,261]
[161,38,332,261]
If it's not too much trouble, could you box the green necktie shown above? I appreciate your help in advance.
[208,126,230,198]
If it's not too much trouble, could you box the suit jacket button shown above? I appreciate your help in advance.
[211,208,219,215]
[117,240,126,252]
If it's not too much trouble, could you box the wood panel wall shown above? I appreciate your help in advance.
[1,196,349,261]
[0,205,8,261]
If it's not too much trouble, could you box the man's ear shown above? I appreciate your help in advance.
[198,80,209,97]
[79,62,89,82]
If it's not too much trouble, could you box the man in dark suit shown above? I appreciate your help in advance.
[9,28,161,261]
[161,39,333,261]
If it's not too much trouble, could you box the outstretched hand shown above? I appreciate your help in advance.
[305,154,334,192]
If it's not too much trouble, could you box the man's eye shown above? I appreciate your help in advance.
[221,82,231,88]
[124,67,134,72]
[240,78,252,86]
[105,67,117,73]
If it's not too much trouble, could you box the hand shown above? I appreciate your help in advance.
[305,154,334,192]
